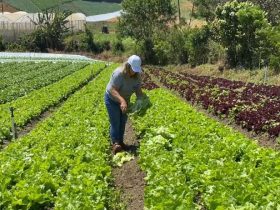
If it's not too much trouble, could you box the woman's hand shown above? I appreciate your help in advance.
[120,100,127,113]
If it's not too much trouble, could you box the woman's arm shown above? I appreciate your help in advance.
[110,86,127,113]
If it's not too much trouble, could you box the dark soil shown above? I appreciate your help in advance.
[17,109,54,139]
[1,3,18,12]
[112,120,145,210]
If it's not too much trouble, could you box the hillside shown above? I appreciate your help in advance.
[4,0,122,16]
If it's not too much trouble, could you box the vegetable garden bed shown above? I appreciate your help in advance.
[147,67,280,138]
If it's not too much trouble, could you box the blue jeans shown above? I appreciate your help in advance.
[104,92,127,144]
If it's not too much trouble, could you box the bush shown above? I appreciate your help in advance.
[269,55,280,74]
[0,35,5,51]
[136,39,157,64]
[64,36,79,52]
[5,42,27,52]
[186,26,211,67]
[207,39,226,64]
[153,27,188,65]
[153,39,170,65]
[112,40,125,54]
[97,40,111,51]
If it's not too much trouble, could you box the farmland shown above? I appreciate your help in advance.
[147,67,280,138]
[0,59,280,209]
[5,0,121,15]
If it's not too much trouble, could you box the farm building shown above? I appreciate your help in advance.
[0,12,86,41]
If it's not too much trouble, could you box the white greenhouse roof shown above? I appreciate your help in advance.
[66,13,86,21]
[0,52,96,62]
[2,11,28,22]
[86,11,121,22]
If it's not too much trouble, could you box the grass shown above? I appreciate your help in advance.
[173,0,206,28]
[6,0,41,12]
[167,63,280,86]
[5,0,121,15]
[60,1,121,16]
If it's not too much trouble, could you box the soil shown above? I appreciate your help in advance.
[0,3,18,13]
[112,120,145,210]
[0,107,58,150]
[17,108,54,139]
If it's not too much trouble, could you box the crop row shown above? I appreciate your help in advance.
[0,61,89,104]
[0,62,105,142]
[148,68,280,137]
[141,70,159,90]
[0,64,121,209]
[131,88,280,209]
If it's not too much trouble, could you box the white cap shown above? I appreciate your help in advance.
[127,55,142,73]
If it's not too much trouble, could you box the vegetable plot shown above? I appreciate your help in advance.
[0,61,89,104]
[131,88,280,209]
[0,62,105,141]
[0,64,122,209]
[149,68,280,137]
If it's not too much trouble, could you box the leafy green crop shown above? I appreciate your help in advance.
[131,88,280,209]
[0,62,105,141]
[0,61,89,104]
[0,63,123,209]
[112,151,134,167]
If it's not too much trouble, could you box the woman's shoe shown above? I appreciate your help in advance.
[112,143,123,155]
[119,142,129,150]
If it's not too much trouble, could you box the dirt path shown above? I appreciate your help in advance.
[112,120,145,210]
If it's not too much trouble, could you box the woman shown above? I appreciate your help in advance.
[104,55,144,154]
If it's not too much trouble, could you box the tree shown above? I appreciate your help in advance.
[191,0,227,22]
[239,0,280,25]
[28,9,70,51]
[213,1,270,68]
[118,0,176,62]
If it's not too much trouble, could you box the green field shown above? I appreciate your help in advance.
[5,0,121,15]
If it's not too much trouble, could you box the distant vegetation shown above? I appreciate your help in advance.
[5,0,121,15]
[2,0,280,74]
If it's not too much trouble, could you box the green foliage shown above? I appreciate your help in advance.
[134,39,157,64]
[0,35,5,51]
[132,88,280,209]
[6,0,121,15]
[186,26,211,66]
[0,64,122,209]
[153,27,189,65]
[112,39,125,55]
[192,0,227,21]
[269,55,280,74]
[119,0,176,63]
[240,0,280,25]
[83,25,97,52]
[64,35,80,52]
[0,62,103,140]
[207,39,226,64]
[23,9,70,51]
[5,42,27,52]
[119,0,176,41]
[214,0,271,68]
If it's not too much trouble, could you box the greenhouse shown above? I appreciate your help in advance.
[0,12,86,41]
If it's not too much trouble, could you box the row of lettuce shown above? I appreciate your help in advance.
[0,62,105,142]
[148,67,280,137]
[2,61,280,209]
[0,64,124,209]
[0,61,89,104]
[131,84,280,209]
